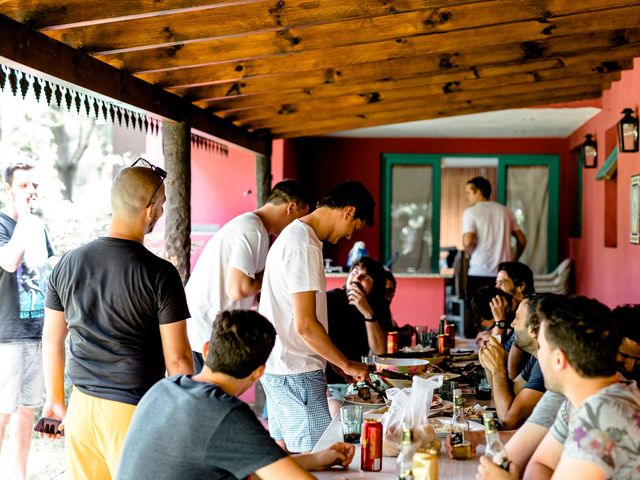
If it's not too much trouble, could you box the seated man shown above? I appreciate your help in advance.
[117,310,355,480]
[495,261,536,380]
[467,300,635,478]
[326,257,392,411]
[479,294,556,429]
[471,286,515,348]
[479,296,640,480]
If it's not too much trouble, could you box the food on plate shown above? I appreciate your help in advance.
[344,393,385,405]
[358,386,372,400]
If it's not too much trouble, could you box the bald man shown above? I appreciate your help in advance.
[42,161,193,480]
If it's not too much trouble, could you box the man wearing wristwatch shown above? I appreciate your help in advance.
[478,294,561,430]
[470,286,516,348]
[325,256,393,413]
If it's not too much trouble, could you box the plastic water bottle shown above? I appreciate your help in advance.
[346,241,368,267]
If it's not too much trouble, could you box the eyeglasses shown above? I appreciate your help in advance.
[130,157,167,208]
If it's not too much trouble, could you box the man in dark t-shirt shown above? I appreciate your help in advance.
[0,163,54,480]
[326,256,392,386]
[42,160,194,480]
[118,310,355,480]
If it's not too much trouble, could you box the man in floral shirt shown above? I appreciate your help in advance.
[476,296,640,480]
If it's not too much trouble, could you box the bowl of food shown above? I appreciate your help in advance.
[374,357,430,376]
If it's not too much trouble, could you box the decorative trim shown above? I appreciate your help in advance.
[0,62,227,157]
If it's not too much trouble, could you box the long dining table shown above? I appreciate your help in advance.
[314,338,486,479]
[313,410,482,479]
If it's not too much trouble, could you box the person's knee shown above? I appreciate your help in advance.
[14,407,35,421]
[0,412,11,428]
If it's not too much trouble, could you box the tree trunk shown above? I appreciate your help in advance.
[162,117,191,284]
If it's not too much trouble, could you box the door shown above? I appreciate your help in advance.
[497,156,559,274]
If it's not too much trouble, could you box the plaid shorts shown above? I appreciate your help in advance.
[260,370,331,452]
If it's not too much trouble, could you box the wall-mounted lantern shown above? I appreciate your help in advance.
[581,134,598,168]
[617,108,639,153]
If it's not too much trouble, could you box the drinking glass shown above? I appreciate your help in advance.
[361,355,377,371]
[476,373,492,401]
[340,404,363,443]
[416,326,433,347]
[439,380,457,402]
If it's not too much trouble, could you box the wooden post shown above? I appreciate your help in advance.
[162,117,191,284]
[255,137,272,207]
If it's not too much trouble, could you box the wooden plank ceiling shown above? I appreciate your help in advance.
[1,0,639,139]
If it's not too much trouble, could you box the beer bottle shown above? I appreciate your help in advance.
[450,389,472,460]
[482,412,510,470]
[397,424,416,480]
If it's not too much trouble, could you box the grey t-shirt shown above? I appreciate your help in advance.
[117,376,287,480]
[550,381,640,479]
[527,391,565,428]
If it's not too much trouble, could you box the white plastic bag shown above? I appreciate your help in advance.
[380,375,444,456]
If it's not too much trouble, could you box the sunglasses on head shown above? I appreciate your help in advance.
[130,157,167,208]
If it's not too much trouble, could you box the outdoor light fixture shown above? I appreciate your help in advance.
[581,134,598,168]
[617,108,639,153]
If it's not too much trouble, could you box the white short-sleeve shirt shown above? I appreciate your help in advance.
[462,201,520,277]
[185,212,269,353]
[259,220,328,375]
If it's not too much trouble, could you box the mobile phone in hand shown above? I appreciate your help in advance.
[34,417,64,436]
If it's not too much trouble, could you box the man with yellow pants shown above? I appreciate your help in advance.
[42,159,194,479]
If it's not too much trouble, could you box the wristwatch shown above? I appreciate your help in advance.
[364,313,377,323]
[492,320,507,329]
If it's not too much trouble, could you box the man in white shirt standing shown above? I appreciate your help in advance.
[185,180,311,370]
[259,180,374,453]
[462,176,527,298]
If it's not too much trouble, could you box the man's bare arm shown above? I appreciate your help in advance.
[225,267,263,302]
[512,229,527,261]
[0,215,41,272]
[462,232,476,257]
[505,422,550,473]
[159,320,194,375]
[523,431,564,480]
[255,456,315,480]
[42,308,69,427]
[507,344,529,380]
[292,291,368,381]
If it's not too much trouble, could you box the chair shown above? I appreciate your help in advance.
[533,259,571,295]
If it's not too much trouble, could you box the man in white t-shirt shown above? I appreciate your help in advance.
[259,180,375,453]
[185,180,311,370]
[462,176,527,298]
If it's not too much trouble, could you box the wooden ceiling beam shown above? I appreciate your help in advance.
[233,74,617,129]
[97,2,640,74]
[0,1,243,29]
[43,0,482,52]
[187,41,640,105]
[198,55,634,113]
[0,13,267,154]
[139,26,640,89]
[272,88,603,138]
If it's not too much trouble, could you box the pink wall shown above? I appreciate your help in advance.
[191,139,285,226]
[190,140,285,264]
[326,276,446,329]
[567,58,640,307]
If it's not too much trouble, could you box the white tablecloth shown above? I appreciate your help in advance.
[314,337,482,479]
[313,405,481,479]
